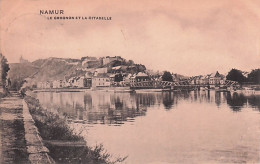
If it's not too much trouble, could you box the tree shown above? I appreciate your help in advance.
[0,54,10,86]
[162,71,173,82]
[114,74,123,82]
[248,69,260,84]
[126,60,134,66]
[226,68,246,84]
[112,60,122,67]
[136,64,146,72]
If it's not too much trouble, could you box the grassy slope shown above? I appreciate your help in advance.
[8,63,39,81]
[9,58,85,85]
[31,58,82,81]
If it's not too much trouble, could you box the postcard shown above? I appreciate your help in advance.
[0,0,260,163]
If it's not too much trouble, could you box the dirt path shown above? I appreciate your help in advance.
[0,92,30,163]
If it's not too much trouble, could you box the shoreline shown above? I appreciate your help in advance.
[24,95,126,164]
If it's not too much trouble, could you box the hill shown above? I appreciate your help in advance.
[8,56,148,89]
[8,63,40,90]
[31,58,82,81]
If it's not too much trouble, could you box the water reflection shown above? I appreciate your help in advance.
[162,92,174,110]
[37,91,260,125]
[226,92,260,112]
[37,90,260,163]
[247,95,260,111]
[226,93,247,112]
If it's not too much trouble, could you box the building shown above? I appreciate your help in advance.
[123,74,131,85]
[75,77,86,88]
[195,76,203,84]
[68,76,88,88]
[95,67,108,74]
[111,66,122,73]
[109,74,116,83]
[38,81,53,89]
[209,71,225,86]
[81,56,97,64]
[189,75,203,85]
[19,56,30,63]
[202,74,211,85]
[189,77,196,85]
[102,56,123,65]
[130,74,136,84]
[135,72,150,82]
[53,80,66,88]
[92,73,110,87]
[68,77,78,87]
[85,74,92,88]
[81,57,101,68]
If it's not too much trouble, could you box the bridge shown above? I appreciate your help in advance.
[130,79,239,90]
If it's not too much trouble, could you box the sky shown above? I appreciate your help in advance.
[0,0,259,76]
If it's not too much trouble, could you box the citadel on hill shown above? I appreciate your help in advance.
[7,55,235,91]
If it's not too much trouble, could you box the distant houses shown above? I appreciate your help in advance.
[37,76,89,89]
[92,73,110,87]
[36,67,228,90]
[209,71,226,85]
[130,74,137,84]
[53,80,65,88]
[37,81,52,89]
[190,71,226,86]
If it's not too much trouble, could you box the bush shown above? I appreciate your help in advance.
[24,96,83,141]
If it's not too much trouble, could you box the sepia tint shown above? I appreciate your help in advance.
[0,0,260,163]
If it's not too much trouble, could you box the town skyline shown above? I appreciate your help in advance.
[11,55,258,77]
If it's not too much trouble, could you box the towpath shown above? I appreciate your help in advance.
[0,91,53,164]
[0,91,29,163]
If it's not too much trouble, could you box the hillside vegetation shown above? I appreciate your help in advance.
[8,56,146,90]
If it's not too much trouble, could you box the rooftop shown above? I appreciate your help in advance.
[136,72,148,77]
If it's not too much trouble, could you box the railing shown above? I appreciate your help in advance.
[130,80,239,88]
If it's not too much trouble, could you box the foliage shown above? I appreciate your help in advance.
[226,69,246,84]
[11,78,26,91]
[162,71,173,82]
[112,60,122,67]
[248,69,260,84]
[0,54,10,85]
[25,96,83,141]
[126,60,134,66]
[136,64,146,72]
[114,74,123,82]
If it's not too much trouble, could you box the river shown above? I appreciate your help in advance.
[36,90,260,164]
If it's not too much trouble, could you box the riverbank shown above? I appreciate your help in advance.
[33,86,200,93]
[0,91,55,163]
[24,95,126,164]
[33,88,90,92]
[34,87,133,93]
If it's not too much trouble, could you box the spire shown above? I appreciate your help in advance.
[19,56,29,63]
